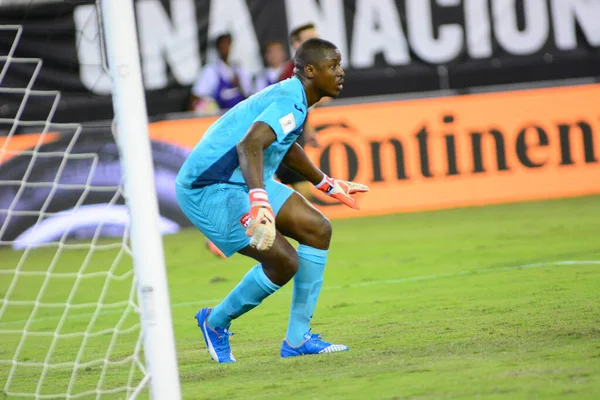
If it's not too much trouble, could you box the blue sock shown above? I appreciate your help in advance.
[286,245,328,346]
[208,264,280,328]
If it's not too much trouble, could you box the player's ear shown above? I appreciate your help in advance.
[304,64,315,78]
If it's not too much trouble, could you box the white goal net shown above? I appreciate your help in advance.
[0,1,180,398]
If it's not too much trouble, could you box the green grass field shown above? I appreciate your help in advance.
[1,195,600,399]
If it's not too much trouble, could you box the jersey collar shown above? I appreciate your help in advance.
[291,76,308,109]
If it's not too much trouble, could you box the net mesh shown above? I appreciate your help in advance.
[0,9,150,400]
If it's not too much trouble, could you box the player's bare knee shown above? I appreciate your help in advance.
[317,216,333,246]
[303,215,332,249]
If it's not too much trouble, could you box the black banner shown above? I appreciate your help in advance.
[1,0,599,126]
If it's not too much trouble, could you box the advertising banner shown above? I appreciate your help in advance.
[1,84,599,246]
[149,83,600,219]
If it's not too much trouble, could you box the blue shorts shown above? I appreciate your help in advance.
[175,179,294,258]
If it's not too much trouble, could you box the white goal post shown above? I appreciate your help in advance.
[0,0,182,398]
[100,0,182,398]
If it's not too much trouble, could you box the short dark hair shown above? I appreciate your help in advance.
[289,23,316,45]
[293,38,338,74]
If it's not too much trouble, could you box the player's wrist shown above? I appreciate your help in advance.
[315,174,328,187]
[315,174,334,193]
[248,188,271,208]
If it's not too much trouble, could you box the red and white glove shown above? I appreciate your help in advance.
[245,189,276,251]
[315,175,369,210]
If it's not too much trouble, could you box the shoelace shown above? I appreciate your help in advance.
[215,329,234,351]
[306,328,322,341]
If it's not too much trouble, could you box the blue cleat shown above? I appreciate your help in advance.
[280,330,349,358]
[195,308,236,363]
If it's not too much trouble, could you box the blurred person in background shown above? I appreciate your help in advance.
[279,23,318,81]
[189,33,253,114]
[275,23,331,201]
[254,40,287,93]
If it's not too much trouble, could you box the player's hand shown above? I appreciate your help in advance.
[315,175,369,210]
[245,189,276,251]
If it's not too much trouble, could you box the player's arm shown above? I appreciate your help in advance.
[282,142,370,210]
[238,96,302,189]
[281,142,324,185]
[236,122,277,250]
[302,97,333,147]
[236,122,276,190]
[302,123,319,147]
[309,96,333,110]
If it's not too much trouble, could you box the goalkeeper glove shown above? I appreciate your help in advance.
[315,175,369,210]
[245,188,276,251]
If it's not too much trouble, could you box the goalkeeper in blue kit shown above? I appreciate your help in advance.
[175,38,369,363]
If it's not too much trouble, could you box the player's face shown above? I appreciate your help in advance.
[314,49,344,98]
